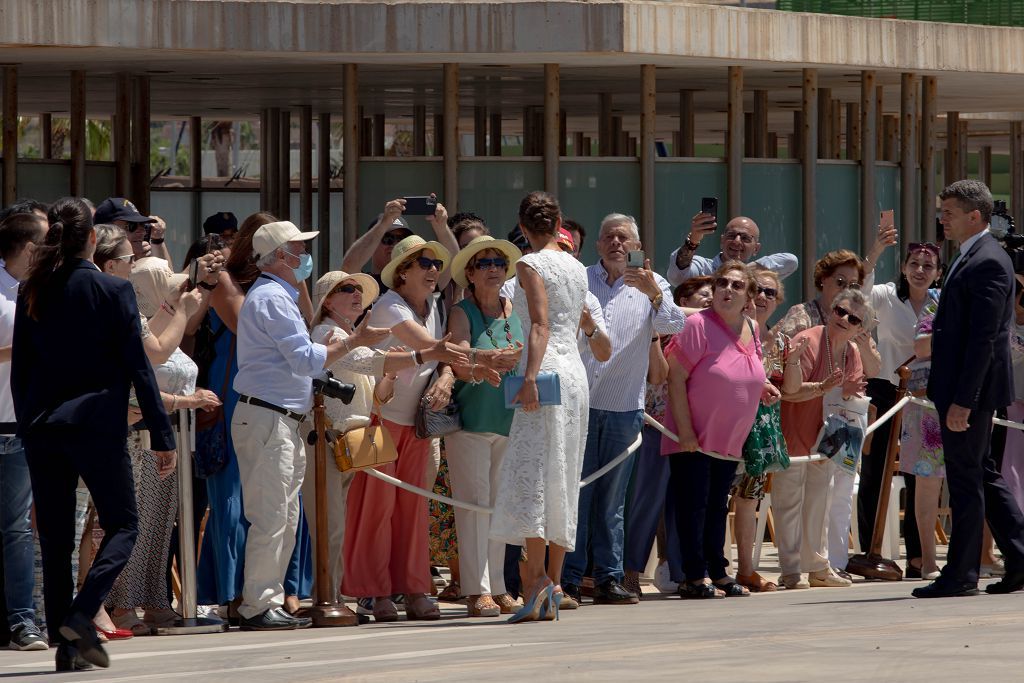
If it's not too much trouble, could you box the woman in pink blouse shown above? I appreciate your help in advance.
[663,262,778,599]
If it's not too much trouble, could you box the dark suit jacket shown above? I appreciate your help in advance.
[11,259,175,451]
[927,232,1015,412]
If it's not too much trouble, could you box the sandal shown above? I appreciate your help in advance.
[111,609,152,637]
[437,580,462,603]
[372,597,399,623]
[736,572,777,593]
[713,580,751,597]
[404,594,441,621]
[677,581,725,600]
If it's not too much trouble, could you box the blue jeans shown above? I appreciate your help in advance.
[562,409,643,586]
[0,436,36,629]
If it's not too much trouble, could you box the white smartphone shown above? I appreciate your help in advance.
[627,250,645,268]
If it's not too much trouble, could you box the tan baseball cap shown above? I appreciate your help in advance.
[251,221,319,260]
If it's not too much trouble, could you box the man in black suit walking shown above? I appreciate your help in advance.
[11,198,175,670]
[914,180,1024,598]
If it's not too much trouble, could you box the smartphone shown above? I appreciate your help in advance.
[188,258,200,290]
[880,209,895,230]
[143,223,152,243]
[402,196,438,216]
[627,249,645,268]
[700,197,718,226]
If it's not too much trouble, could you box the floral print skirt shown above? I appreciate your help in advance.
[900,402,945,478]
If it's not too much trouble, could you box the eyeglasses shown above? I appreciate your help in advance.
[756,285,777,300]
[472,257,508,271]
[333,283,363,294]
[833,305,864,327]
[714,276,748,293]
[111,253,135,264]
[907,242,941,257]
[382,232,411,246]
[723,232,756,244]
[415,256,444,271]
[832,275,861,290]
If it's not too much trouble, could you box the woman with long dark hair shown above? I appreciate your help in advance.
[12,197,175,671]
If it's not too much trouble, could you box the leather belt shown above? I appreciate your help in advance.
[238,395,307,423]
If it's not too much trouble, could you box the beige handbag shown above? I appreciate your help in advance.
[332,402,398,473]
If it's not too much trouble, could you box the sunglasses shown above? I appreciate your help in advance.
[382,232,412,246]
[833,305,864,327]
[415,256,444,271]
[472,257,508,271]
[111,253,135,264]
[832,275,861,290]
[714,277,748,293]
[907,242,941,257]
[756,285,778,300]
[723,231,755,245]
[333,283,363,294]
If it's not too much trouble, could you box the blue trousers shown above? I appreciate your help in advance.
[0,436,35,629]
[623,426,683,580]
[562,408,643,586]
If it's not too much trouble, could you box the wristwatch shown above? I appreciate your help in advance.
[150,237,165,245]
[649,293,663,309]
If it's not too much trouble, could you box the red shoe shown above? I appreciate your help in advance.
[97,627,134,640]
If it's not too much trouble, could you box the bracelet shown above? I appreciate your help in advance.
[470,348,478,365]
[150,237,165,245]
[414,350,424,365]
[786,360,801,366]
[170,395,177,411]
[684,237,700,251]
[161,301,176,315]
[469,364,483,386]
[198,280,218,291]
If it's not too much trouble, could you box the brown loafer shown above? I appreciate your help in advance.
[404,595,440,621]
[736,572,777,593]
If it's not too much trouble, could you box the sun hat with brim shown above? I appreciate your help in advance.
[380,235,451,289]
[251,220,320,261]
[450,235,521,288]
[129,257,189,318]
[311,270,380,328]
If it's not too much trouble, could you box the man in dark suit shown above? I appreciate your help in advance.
[11,198,175,670]
[914,179,1024,598]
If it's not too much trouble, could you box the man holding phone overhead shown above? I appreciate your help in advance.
[666,200,798,287]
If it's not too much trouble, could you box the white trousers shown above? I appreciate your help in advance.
[770,460,834,576]
[444,430,508,596]
[300,423,353,604]
[232,401,306,619]
[827,466,856,570]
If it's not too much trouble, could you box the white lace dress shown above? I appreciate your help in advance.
[490,249,590,549]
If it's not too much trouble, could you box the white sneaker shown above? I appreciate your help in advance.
[653,562,679,594]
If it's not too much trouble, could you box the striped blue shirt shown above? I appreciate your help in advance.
[583,261,686,412]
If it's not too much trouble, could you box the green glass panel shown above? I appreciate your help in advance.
[653,160,727,273]
[742,160,804,301]
[873,164,902,285]
[559,160,640,265]
[458,160,544,238]
[357,160,443,235]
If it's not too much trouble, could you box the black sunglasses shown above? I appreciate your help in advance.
[833,305,863,327]
[756,285,777,300]
[472,257,508,271]
[415,256,444,271]
[334,283,363,294]
[382,232,412,246]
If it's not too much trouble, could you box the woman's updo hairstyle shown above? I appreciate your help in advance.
[22,197,94,319]
[518,191,561,237]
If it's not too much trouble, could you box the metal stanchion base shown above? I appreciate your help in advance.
[155,617,230,636]
[297,604,360,628]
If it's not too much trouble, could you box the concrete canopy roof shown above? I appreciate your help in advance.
[2,0,1022,144]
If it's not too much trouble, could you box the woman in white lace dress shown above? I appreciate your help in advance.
[490,191,589,623]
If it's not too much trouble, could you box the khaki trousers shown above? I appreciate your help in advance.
[771,460,834,576]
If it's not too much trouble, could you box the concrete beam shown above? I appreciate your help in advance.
[802,68,817,298]
[727,65,743,218]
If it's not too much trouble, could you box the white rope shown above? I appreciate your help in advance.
[907,396,1024,432]
[363,430,644,513]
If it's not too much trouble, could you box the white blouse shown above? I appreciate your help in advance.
[869,282,933,387]
[311,320,387,433]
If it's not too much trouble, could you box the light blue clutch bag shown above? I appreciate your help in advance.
[504,372,561,409]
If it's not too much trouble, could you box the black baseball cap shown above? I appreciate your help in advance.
[95,198,153,225]
[203,212,238,235]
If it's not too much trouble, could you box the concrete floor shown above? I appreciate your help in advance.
[1,573,1021,682]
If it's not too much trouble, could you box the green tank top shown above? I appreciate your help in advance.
[452,297,525,436]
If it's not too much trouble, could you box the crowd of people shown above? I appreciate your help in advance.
[1,179,1023,671]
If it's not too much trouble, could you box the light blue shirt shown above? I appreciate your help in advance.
[233,273,327,413]
[666,249,799,287]
[582,260,686,412]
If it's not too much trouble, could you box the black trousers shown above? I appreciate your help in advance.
[671,452,736,582]
[862,379,920,558]
[939,405,1024,585]
[24,429,138,643]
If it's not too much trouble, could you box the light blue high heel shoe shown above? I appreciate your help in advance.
[508,581,553,624]
[540,586,560,622]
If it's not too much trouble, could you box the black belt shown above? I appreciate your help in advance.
[238,395,307,423]
[0,422,17,436]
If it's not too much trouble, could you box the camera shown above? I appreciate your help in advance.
[312,370,356,404]
[990,201,1024,276]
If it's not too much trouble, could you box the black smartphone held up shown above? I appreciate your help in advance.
[627,249,645,268]
[188,258,200,291]
[701,196,719,225]
[402,196,438,216]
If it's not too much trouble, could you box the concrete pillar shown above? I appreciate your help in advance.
[278,109,291,220]
[640,64,656,258]
[544,64,560,195]
[802,68,818,298]
[817,87,831,159]
[489,111,501,156]
[2,66,15,206]
[900,73,917,242]
[300,105,313,231]
[318,112,331,274]
[727,66,744,218]
[979,145,992,188]
[69,70,86,197]
[372,113,385,156]
[860,71,877,255]
[343,64,358,249]
[945,111,960,184]
[1012,122,1024,218]
[131,75,151,213]
[474,106,487,156]
[413,104,426,156]
[753,89,768,159]
[599,93,613,156]
[443,63,459,213]
[920,77,937,242]
[679,90,695,157]
[846,102,860,161]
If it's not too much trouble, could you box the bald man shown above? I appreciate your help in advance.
[666,213,798,287]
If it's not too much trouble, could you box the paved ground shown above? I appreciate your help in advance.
[2,571,1022,683]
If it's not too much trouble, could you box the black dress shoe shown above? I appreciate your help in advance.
[561,583,582,604]
[58,612,110,668]
[593,579,639,605]
[239,608,300,631]
[985,570,1024,594]
[275,607,313,629]
[55,644,94,672]
[911,579,979,599]
[904,563,922,580]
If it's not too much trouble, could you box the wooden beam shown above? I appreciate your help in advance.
[861,71,877,255]
[945,111,960,184]
[300,105,313,232]
[831,99,842,159]
[753,89,768,159]
[317,112,331,275]
[958,119,969,180]
[69,70,86,197]
[920,77,938,242]
[679,90,695,157]
[372,113,385,156]
[443,63,459,212]
[2,66,15,206]
[792,110,803,160]
[884,115,898,162]
[979,144,992,187]
[846,102,860,161]
[474,106,487,156]
[1012,122,1024,218]
[802,68,818,298]
[817,87,831,159]
[573,131,584,157]
[40,112,53,160]
[267,108,281,215]
[640,64,656,259]
[611,116,623,156]
[581,136,591,157]
[413,104,426,156]
[727,65,744,218]
[131,75,150,213]
[343,64,358,249]
[189,116,202,189]
[543,64,559,195]
[875,85,885,161]
[278,109,291,219]
[599,93,613,156]
[433,114,444,156]
[259,109,270,210]
[489,111,501,156]
[900,73,917,242]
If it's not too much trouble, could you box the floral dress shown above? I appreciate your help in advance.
[899,296,945,478]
